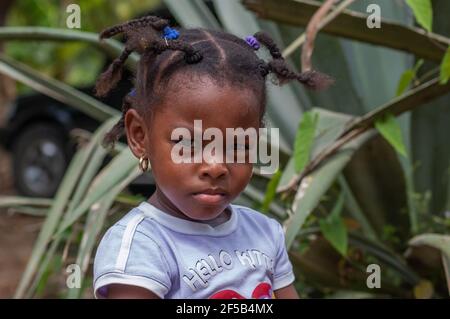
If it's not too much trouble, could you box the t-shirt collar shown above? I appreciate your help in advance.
[137,201,238,236]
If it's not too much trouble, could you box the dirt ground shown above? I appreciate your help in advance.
[0,82,47,298]
[0,147,40,298]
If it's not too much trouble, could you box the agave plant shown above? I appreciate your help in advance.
[0,0,449,298]
[239,0,450,298]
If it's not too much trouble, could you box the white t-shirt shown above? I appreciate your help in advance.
[93,201,295,299]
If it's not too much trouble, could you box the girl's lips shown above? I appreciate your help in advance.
[192,193,227,204]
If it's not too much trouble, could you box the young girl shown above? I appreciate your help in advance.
[93,15,332,299]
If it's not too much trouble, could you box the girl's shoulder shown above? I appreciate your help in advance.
[109,204,165,239]
[93,206,174,299]
[231,203,279,222]
[230,203,284,234]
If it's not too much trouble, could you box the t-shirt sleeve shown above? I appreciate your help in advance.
[271,220,295,290]
[93,221,172,299]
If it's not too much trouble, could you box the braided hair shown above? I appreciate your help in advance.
[95,15,334,149]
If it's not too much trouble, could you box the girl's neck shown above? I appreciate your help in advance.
[147,188,231,227]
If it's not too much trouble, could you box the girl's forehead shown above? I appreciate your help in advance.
[156,78,261,128]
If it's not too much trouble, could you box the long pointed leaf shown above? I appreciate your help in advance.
[242,0,450,63]
[285,129,376,248]
[0,54,119,121]
[54,148,141,236]
[0,26,137,66]
[14,145,90,298]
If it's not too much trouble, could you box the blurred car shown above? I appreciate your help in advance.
[0,2,221,198]
[0,80,158,198]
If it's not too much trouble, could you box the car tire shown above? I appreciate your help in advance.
[12,123,71,198]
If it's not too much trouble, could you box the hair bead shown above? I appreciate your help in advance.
[163,26,180,40]
[245,35,260,50]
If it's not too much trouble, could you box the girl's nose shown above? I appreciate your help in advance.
[199,162,228,179]
[199,152,228,179]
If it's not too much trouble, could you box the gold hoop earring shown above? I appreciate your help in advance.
[139,156,149,172]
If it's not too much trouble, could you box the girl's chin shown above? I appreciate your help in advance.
[183,204,229,222]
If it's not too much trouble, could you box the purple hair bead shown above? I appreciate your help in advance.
[245,35,260,50]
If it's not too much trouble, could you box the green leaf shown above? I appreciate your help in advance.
[277,108,353,194]
[350,233,420,285]
[1,206,48,217]
[319,217,348,256]
[14,144,91,298]
[396,70,415,96]
[319,192,348,256]
[439,46,450,85]
[284,109,377,248]
[0,196,52,208]
[375,113,408,157]
[413,59,425,73]
[338,175,379,241]
[285,131,375,248]
[406,0,433,32]
[409,233,450,294]
[242,183,286,219]
[26,237,62,298]
[260,169,282,213]
[409,233,450,258]
[277,156,295,193]
[0,54,119,121]
[54,148,141,236]
[442,255,450,296]
[294,111,318,173]
[67,188,120,298]
[14,117,118,298]
[243,0,446,63]
[163,0,220,30]
[0,26,137,67]
[396,60,423,96]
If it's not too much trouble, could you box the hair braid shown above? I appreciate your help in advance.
[254,31,334,90]
[99,16,169,39]
[254,31,282,59]
[101,95,134,149]
[95,17,172,97]
[148,39,203,64]
[95,48,132,97]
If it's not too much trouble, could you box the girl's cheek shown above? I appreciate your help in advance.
[231,164,253,182]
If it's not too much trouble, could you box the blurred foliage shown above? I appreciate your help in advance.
[4,0,162,90]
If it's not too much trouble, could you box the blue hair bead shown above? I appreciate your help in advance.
[129,88,136,97]
[245,35,260,50]
[163,26,179,40]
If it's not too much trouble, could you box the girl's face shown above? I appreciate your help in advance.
[126,76,261,221]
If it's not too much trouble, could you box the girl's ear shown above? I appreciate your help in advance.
[124,109,150,158]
